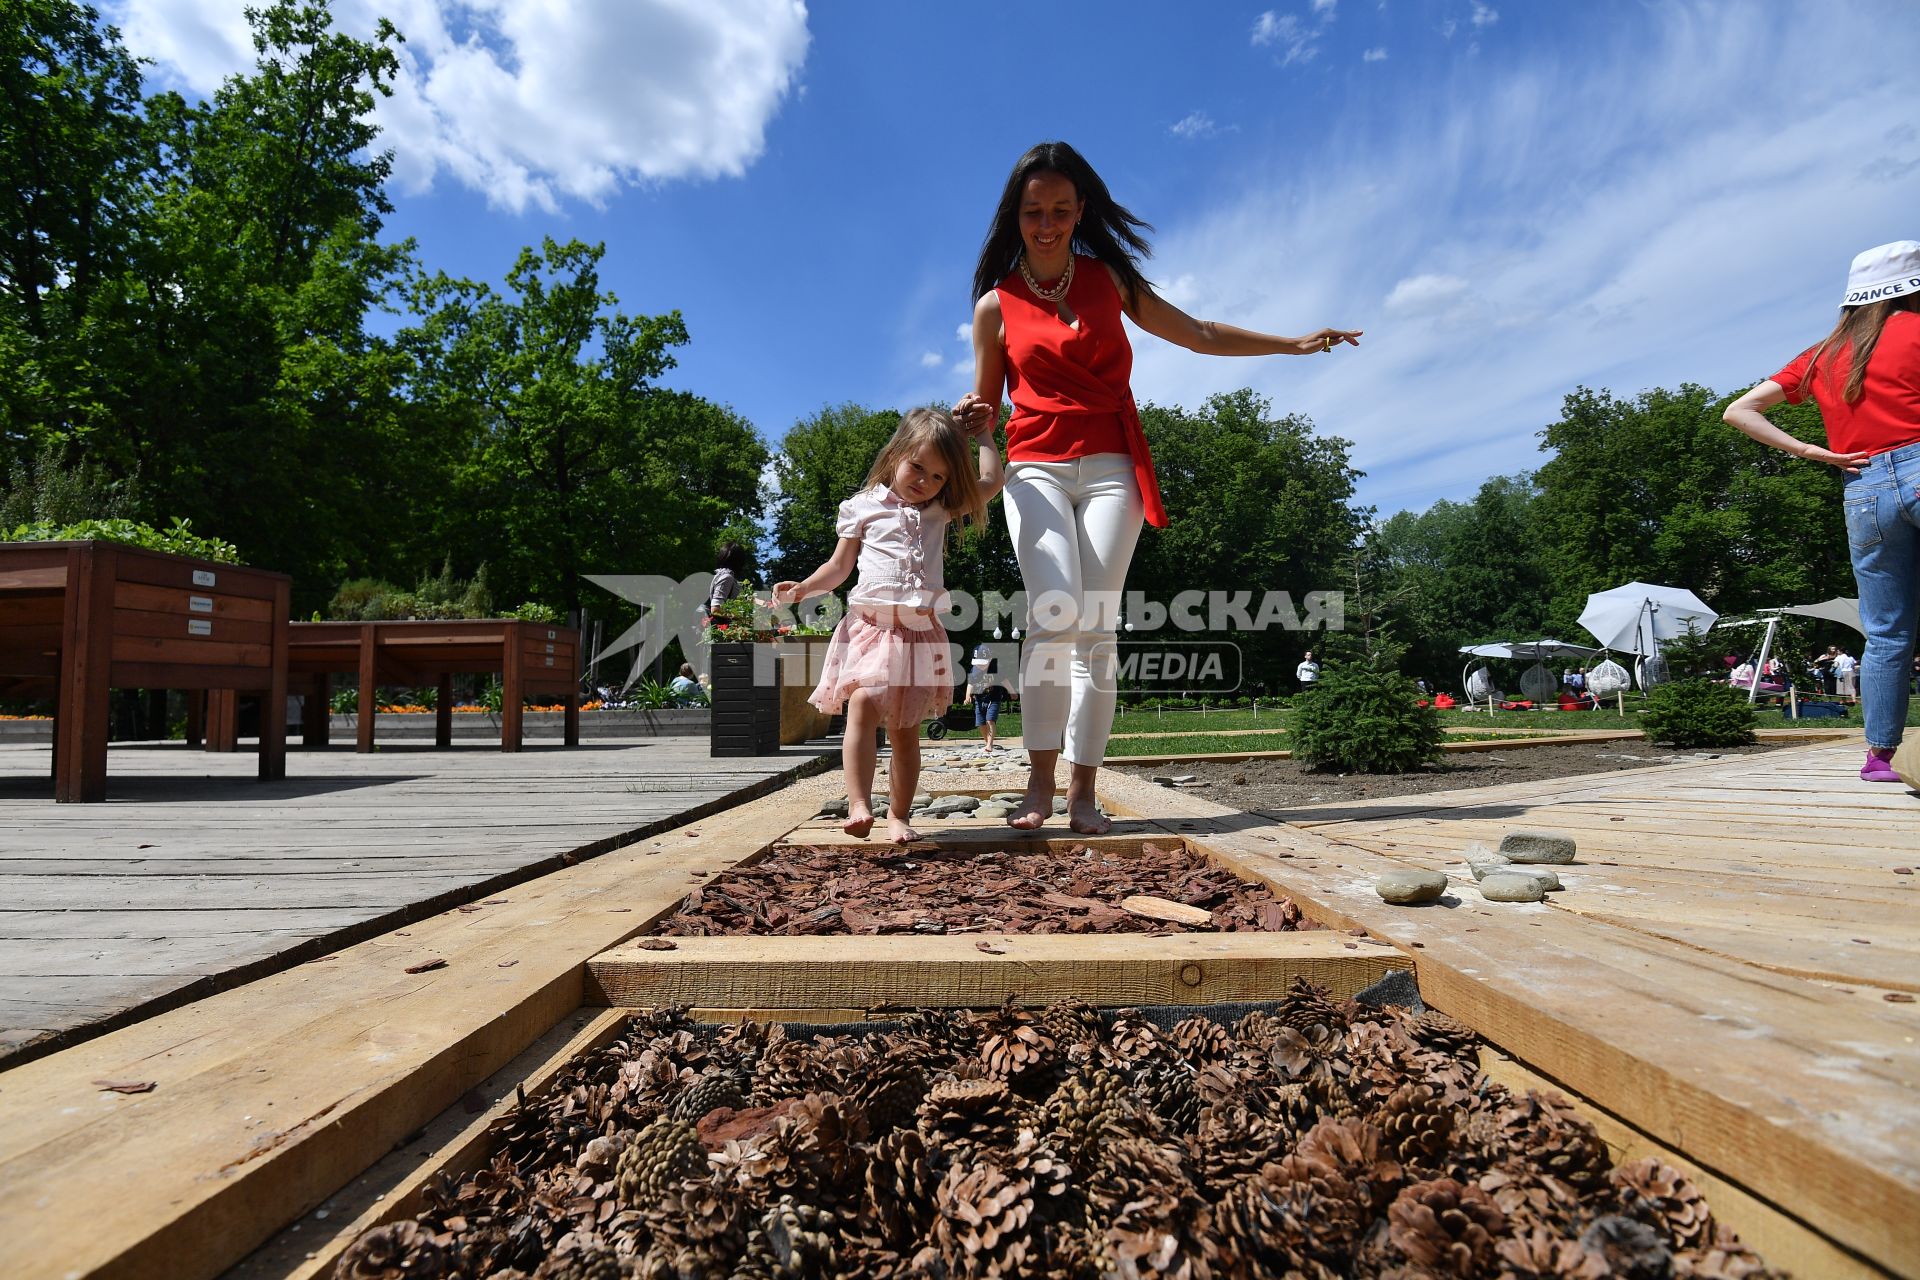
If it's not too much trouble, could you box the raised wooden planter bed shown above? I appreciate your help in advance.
[0,540,288,801]
[2,749,1907,1280]
[710,640,780,756]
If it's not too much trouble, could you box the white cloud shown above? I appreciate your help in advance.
[1126,2,1920,516]
[1471,2,1500,27]
[1252,11,1321,65]
[1311,0,1338,13]
[1170,111,1220,140]
[1363,46,1389,62]
[107,0,810,213]
[1383,274,1470,317]
[955,322,973,344]
[919,351,944,369]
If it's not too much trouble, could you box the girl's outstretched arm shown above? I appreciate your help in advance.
[1118,265,1361,356]
[958,393,1007,504]
[772,537,859,606]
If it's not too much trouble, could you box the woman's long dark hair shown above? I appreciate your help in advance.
[1805,293,1920,403]
[970,141,1155,309]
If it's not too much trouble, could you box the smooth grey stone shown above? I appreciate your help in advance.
[819,798,850,818]
[975,803,1014,818]
[1502,867,1561,892]
[1480,871,1548,902]
[912,793,931,807]
[1052,797,1069,815]
[1172,774,1197,784]
[990,792,1024,803]
[1464,841,1510,881]
[1500,830,1576,864]
[1374,869,1449,905]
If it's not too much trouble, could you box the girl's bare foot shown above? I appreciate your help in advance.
[843,805,874,838]
[1067,799,1110,836]
[887,816,923,844]
[1007,778,1053,831]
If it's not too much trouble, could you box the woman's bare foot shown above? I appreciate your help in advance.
[887,815,923,844]
[1007,777,1054,831]
[843,804,874,838]
[1067,799,1110,836]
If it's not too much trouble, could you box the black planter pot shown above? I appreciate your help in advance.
[708,642,781,756]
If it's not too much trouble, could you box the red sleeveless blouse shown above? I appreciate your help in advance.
[996,256,1169,526]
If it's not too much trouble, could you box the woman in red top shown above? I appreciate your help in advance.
[954,141,1361,833]
[1724,240,1920,782]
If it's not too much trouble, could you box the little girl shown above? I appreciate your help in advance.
[773,407,1004,842]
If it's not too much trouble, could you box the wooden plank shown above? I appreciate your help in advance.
[0,769,839,1280]
[109,634,269,669]
[231,1008,628,1280]
[1091,751,1920,1274]
[1474,1048,1893,1280]
[111,550,286,599]
[56,544,113,803]
[112,582,274,623]
[586,931,1404,1010]
[111,606,277,646]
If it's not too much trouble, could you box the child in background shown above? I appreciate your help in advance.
[773,408,1004,842]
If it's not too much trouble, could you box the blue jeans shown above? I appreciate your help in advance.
[1843,440,1920,749]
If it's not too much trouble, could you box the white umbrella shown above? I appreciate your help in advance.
[1780,596,1865,636]
[1457,639,1599,660]
[1578,582,1718,655]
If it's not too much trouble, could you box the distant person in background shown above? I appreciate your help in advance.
[1812,645,1840,696]
[1834,647,1859,699]
[707,540,750,623]
[669,663,701,706]
[1725,240,1920,783]
[963,642,1010,751]
[1296,650,1321,690]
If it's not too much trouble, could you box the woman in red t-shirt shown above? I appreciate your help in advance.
[1724,240,1920,782]
[953,141,1361,833]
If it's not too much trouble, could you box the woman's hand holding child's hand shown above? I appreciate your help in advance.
[952,394,996,438]
[770,581,803,606]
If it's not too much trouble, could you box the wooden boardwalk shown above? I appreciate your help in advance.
[1098,740,1920,1276]
[0,736,832,1062]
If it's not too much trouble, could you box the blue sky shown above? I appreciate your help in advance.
[110,0,1920,520]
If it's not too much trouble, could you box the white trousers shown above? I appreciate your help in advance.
[1003,453,1144,765]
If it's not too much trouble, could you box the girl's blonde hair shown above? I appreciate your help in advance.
[863,407,987,534]
[1804,293,1920,404]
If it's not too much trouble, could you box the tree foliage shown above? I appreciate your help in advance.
[1291,649,1444,773]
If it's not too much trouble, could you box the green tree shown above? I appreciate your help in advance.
[1533,384,1848,634]
[0,0,151,451]
[403,237,760,615]
[1132,390,1363,692]
[767,403,902,583]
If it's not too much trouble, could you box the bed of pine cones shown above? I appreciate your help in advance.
[332,985,1783,1279]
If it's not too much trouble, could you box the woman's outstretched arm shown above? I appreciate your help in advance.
[1118,266,1360,356]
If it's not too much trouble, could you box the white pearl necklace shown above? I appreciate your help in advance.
[1018,251,1074,303]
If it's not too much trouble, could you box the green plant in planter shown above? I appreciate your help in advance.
[506,601,561,623]
[479,678,504,715]
[3,517,239,563]
[703,582,762,644]
[1640,679,1757,748]
[1291,649,1443,774]
[330,687,360,716]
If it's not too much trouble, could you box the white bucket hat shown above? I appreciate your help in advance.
[1843,240,1920,307]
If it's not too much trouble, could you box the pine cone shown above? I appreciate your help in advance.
[748,1094,867,1209]
[1376,1082,1455,1167]
[1611,1156,1714,1251]
[918,1078,1023,1162]
[1278,975,1347,1044]
[614,1117,709,1208]
[1044,1067,1141,1168]
[1131,1061,1203,1136]
[863,1129,936,1249]
[1274,1117,1405,1213]
[671,1069,749,1123]
[1103,1010,1172,1068]
[1386,1177,1506,1276]
[332,1221,450,1280]
[980,1021,1059,1084]
[1505,1093,1612,1193]
[1039,999,1105,1050]
[1413,1010,1480,1058]
[933,1157,1039,1279]
[1214,1168,1367,1274]
[1494,1229,1610,1280]
[636,1178,745,1279]
[533,1245,630,1280]
[1187,1103,1289,1194]
[1579,1213,1675,1280]
[1476,1163,1587,1237]
[848,1055,930,1137]
[1673,1226,1789,1280]
[1044,1222,1115,1280]
[893,1008,981,1061]
[758,1195,839,1277]
[1167,1015,1236,1068]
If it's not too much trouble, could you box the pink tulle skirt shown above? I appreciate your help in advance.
[808,604,955,727]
